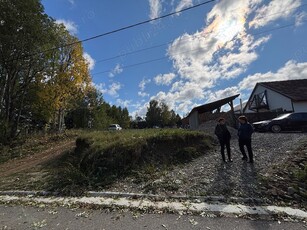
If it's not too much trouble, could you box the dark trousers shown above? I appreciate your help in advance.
[239,138,253,162]
[219,139,231,161]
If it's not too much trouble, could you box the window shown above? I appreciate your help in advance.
[290,113,303,120]
[249,90,269,112]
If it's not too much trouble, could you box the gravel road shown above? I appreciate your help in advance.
[107,131,307,201]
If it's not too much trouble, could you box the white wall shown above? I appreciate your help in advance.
[188,110,199,130]
[293,102,307,112]
[245,85,293,113]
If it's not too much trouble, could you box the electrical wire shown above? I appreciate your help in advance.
[91,19,307,76]
[94,3,307,64]
[8,0,215,62]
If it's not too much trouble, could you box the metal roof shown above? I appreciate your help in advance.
[188,94,240,117]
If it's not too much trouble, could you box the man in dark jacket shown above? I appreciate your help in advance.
[215,117,232,162]
[237,115,254,163]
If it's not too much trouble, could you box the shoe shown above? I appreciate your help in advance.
[247,160,254,163]
[228,159,233,162]
[242,157,247,160]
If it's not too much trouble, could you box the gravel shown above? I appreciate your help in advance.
[105,129,307,203]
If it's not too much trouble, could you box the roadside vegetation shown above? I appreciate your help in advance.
[0,1,132,146]
[50,129,214,195]
[0,130,81,164]
[260,140,307,206]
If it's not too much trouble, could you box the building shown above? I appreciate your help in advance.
[187,94,240,129]
[244,79,307,113]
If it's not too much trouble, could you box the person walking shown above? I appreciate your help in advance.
[237,115,254,163]
[215,117,232,163]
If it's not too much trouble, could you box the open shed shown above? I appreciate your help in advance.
[188,94,240,130]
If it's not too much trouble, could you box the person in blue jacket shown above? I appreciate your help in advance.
[238,115,254,163]
[215,117,232,163]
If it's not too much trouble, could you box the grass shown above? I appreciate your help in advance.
[259,139,307,205]
[50,129,214,195]
[0,129,81,164]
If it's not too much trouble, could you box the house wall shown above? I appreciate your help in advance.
[293,102,307,112]
[188,110,199,130]
[245,85,293,113]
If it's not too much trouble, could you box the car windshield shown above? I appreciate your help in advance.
[273,113,291,120]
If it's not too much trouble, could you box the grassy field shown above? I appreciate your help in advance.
[50,129,214,194]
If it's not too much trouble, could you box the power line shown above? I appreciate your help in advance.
[10,0,215,62]
[96,43,168,63]
[80,0,215,44]
[92,19,307,76]
[94,3,307,64]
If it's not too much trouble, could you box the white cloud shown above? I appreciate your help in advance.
[68,0,75,5]
[94,82,122,97]
[175,0,193,14]
[116,99,131,108]
[139,78,151,91]
[83,52,95,70]
[108,82,122,97]
[138,0,303,116]
[138,78,151,98]
[55,19,78,35]
[154,73,176,85]
[109,64,123,78]
[239,60,307,91]
[202,60,307,105]
[249,0,302,29]
[149,0,162,20]
[168,1,269,85]
[94,82,107,94]
[295,11,307,27]
[205,87,240,103]
[134,103,149,118]
[138,91,149,97]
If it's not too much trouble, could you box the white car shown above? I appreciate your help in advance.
[108,124,122,131]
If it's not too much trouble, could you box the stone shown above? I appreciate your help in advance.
[287,187,296,195]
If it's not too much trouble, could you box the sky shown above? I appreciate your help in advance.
[41,0,307,118]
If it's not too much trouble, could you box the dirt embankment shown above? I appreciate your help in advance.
[0,140,75,178]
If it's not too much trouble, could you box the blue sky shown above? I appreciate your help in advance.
[41,0,307,117]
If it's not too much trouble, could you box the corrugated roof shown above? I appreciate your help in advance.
[188,94,240,117]
[259,79,307,101]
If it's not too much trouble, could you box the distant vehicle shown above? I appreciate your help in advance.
[108,124,122,131]
[252,112,307,133]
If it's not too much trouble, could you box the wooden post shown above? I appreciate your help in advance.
[228,100,237,128]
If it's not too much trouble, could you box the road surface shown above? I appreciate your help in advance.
[0,204,306,230]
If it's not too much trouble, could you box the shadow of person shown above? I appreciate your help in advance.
[240,162,260,199]
[205,161,234,197]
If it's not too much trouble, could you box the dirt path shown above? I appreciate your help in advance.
[0,140,75,178]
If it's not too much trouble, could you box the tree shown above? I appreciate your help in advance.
[65,86,131,130]
[120,108,130,128]
[36,25,92,132]
[0,0,56,141]
[160,102,171,127]
[145,100,181,128]
[175,114,182,127]
[146,100,162,128]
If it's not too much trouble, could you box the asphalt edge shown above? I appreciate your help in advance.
[0,190,306,221]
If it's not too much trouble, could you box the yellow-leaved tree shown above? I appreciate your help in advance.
[33,24,92,132]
